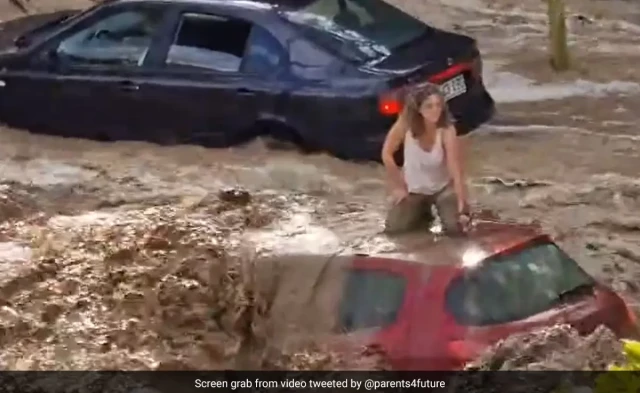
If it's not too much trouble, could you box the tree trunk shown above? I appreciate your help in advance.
[548,0,570,71]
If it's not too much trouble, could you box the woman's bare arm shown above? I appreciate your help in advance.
[442,125,468,209]
[381,115,408,190]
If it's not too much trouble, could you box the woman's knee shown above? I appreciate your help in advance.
[434,191,462,235]
[440,213,462,235]
[384,196,425,234]
[384,207,414,234]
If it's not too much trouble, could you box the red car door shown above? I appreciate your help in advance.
[346,256,423,369]
[403,267,470,370]
[445,305,569,368]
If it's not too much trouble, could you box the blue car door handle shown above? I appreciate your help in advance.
[236,87,255,96]
[118,80,140,92]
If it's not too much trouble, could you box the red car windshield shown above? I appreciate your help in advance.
[445,242,596,326]
[279,0,428,63]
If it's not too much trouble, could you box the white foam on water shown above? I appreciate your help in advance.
[600,19,640,34]
[245,211,341,255]
[483,124,640,141]
[601,120,633,126]
[438,0,486,9]
[589,42,640,54]
[484,124,585,133]
[226,158,354,195]
[446,0,640,35]
[483,62,640,103]
[0,159,98,186]
[0,242,33,287]
[47,211,126,229]
[0,242,32,262]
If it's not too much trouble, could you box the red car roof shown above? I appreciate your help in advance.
[359,220,549,268]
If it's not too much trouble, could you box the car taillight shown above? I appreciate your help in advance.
[447,340,485,367]
[378,91,402,116]
[378,57,477,117]
[627,304,638,324]
[624,303,640,336]
[428,63,472,84]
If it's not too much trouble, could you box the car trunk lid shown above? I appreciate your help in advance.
[440,240,615,368]
[366,28,476,76]
[562,284,640,339]
[369,29,481,117]
[445,283,639,369]
[444,304,570,369]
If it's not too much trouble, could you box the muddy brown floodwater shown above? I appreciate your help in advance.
[0,0,639,372]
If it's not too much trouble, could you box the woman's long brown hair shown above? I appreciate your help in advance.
[400,83,455,138]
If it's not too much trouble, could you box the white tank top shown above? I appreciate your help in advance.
[403,129,450,195]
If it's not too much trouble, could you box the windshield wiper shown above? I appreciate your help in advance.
[554,282,595,304]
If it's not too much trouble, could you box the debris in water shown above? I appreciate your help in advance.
[479,176,553,189]
[218,188,252,206]
[465,324,626,371]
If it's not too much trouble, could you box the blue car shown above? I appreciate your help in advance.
[0,0,495,161]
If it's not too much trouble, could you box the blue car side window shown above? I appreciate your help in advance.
[242,26,286,75]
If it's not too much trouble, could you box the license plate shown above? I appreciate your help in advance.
[440,74,467,101]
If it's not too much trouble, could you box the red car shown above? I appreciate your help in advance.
[264,220,639,370]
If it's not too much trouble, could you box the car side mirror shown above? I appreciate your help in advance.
[14,35,31,49]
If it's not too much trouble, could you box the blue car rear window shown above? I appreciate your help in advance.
[279,0,428,63]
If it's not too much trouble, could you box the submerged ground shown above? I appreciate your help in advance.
[0,0,639,370]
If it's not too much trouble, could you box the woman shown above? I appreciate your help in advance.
[381,83,470,235]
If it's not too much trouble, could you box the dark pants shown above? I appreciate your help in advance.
[384,185,461,235]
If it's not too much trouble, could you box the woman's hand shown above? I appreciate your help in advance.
[392,186,409,205]
[443,126,470,227]
[382,112,409,203]
[457,198,471,230]
[457,198,470,215]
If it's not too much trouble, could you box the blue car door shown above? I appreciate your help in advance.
[129,6,290,147]
[0,2,172,141]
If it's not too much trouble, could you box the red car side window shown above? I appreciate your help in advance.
[338,269,406,332]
